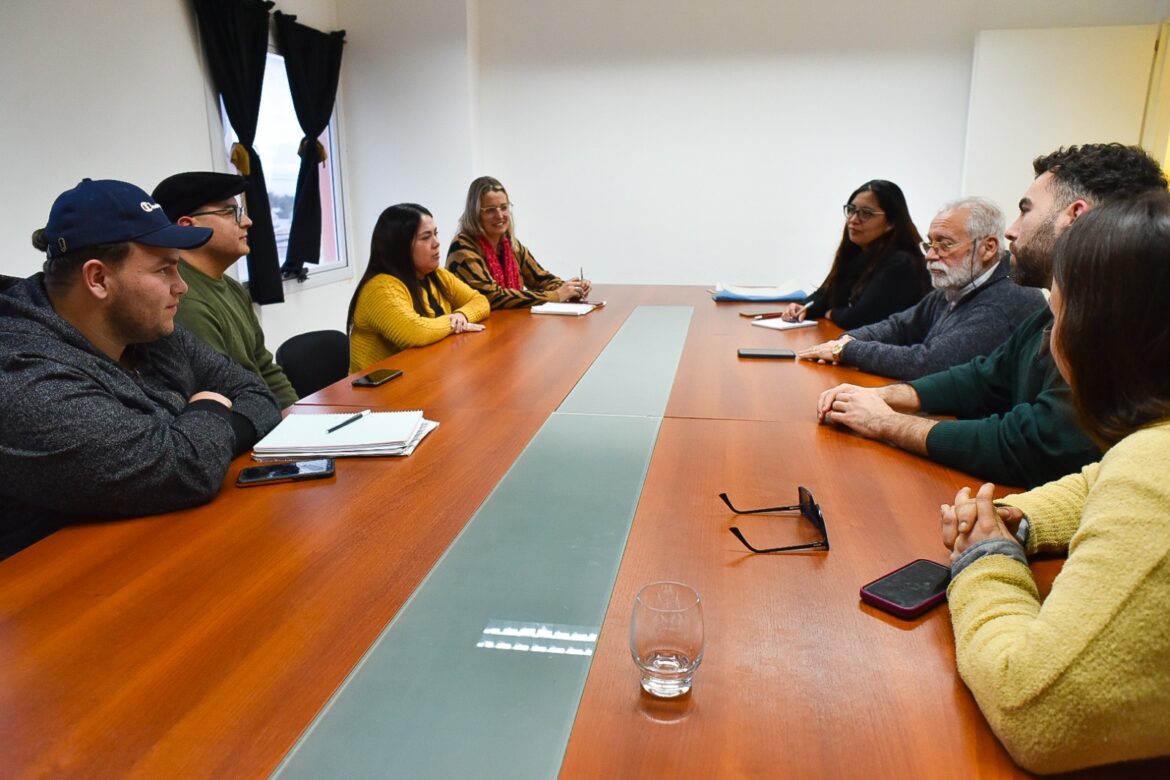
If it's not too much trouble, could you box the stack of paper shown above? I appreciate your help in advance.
[711,282,807,302]
[531,302,595,316]
[252,410,438,459]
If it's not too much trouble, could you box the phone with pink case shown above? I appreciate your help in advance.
[860,559,950,619]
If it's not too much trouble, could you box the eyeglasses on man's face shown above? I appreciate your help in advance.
[843,204,885,222]
[719,486,830,554]
[920,236,982,255]
[480,202,512,218]
[190,203,246,226]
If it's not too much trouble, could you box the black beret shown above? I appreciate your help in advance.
[152,172,248,222]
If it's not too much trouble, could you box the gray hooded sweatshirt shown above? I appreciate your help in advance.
[0,273,281,558]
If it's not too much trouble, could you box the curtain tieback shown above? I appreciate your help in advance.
[230,142,252,176]
[297,137,328,164]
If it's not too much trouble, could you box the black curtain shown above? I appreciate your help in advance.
[274,11,346,278]
[191,0,284,304]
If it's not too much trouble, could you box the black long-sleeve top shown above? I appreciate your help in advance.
[803,248,929,329]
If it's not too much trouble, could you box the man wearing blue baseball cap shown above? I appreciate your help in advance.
[0,178,282,559]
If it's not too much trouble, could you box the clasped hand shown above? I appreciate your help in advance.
[449,312,485,334]
[939,482,1024,562]
[816,383,894,436]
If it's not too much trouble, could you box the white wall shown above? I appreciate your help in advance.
[474,0,1170,289]
[0,0,212,279]
[322,0,477,328]
[963,25,1159,217]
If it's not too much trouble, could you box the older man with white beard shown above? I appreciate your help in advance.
[797,197,1045,380]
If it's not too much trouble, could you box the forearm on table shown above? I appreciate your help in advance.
[874,410,935,455]
[843,341,936,381]
[876,382,922,412]
[465,274,549,309]
[451,287,491,322]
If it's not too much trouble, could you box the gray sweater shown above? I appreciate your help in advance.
[839,256,1046,380]
[0,273,281,559]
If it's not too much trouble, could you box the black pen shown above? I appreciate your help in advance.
[327,409,371,434]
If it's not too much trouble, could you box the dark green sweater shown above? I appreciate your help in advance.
[175,261,298,408]
[908,307,1099,488]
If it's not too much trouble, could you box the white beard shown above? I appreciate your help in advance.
[928,257,981,302]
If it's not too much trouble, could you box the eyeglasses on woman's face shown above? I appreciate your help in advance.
[480,202,512,218]
[843,203,886,222]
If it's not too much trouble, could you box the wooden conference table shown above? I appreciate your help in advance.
[0,285,1160,778]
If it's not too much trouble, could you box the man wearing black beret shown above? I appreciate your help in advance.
[152,171,298,407]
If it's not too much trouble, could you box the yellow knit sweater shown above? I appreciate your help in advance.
[349,270,489,372]
[948,421,1170,774]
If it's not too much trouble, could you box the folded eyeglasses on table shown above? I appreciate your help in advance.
[719,486,830,554]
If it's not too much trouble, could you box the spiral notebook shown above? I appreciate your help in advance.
[253,410,434,458]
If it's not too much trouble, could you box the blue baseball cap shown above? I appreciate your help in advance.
[42,178,213,259]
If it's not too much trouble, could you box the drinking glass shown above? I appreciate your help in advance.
[629,581,704,697]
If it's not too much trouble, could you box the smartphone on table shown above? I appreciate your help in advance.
[859,559,951,619]
[352,368,402,387]
[237,458,336,487]
[737,348,796,359]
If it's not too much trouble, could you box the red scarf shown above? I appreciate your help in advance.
[476,235,521,290]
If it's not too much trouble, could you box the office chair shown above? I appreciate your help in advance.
[275,329,350,398]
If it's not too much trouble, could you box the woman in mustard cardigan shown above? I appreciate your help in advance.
[939,193,1170,774]
[348,204,489,372]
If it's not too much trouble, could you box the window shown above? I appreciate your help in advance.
[222,51,347,284]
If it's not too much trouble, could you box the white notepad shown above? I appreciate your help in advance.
[253,410,425,456]
[751,318,818,332]
[531,302,595,316]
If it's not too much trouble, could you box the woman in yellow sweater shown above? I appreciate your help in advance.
[939,193,1170,774]
[348,203,489,372]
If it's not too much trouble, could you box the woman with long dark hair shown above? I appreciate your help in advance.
[782,180,929,328]
[939,192,1170,773]
[348,204,489,372]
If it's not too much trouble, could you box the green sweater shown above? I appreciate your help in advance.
[174,261,298,408]
[908,307,1098,488]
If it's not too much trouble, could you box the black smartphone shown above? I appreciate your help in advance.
[236,458,336,487]
[352,368,403,387]
[860,559,951,619]
[737,348,796,359]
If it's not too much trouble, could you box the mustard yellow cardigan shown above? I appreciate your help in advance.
[948,422,1170,774]
[349,270,489,372]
